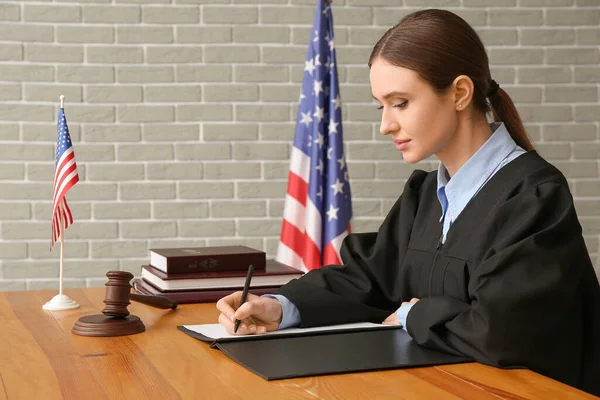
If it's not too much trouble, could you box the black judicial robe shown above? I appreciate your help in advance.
[276,151,600,396]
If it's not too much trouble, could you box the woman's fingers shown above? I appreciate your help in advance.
[218,312,235,333]
[216,292,242,321]
[219,312,249,334]
[401,298,420,307]
[234,296,264,321]
[242,323,267,335]
[217,293,275,334]
[382,312,399,325]
[219,312,267,335]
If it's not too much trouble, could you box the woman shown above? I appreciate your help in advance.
[217,9,600,396]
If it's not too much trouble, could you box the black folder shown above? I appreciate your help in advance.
[177,324,472,380]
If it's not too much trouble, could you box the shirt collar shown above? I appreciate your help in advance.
[436,122,518,219]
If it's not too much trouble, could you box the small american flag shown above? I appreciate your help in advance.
[277,0,352,272]
[50,108,79,250]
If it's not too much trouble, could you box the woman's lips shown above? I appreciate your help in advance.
[394,139,411,151]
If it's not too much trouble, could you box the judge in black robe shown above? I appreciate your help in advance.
[276,150,600,396]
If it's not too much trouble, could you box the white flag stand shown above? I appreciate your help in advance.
[43,95,80,311]
[43,204,80,310]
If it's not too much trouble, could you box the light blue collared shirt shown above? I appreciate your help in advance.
[436,122,526,244]
[271,122,526,330]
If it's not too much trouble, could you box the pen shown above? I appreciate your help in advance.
[234,264,255,333]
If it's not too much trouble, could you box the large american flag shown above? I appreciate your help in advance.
[50,108,79,250]
[277,0,352,272]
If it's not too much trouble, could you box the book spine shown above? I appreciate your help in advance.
[133,278,278,303]
[164,252,266,274]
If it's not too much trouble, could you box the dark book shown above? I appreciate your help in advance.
[140,259,304,291]
[177,323,472,380]
[149,245,266,274]
[132,278,281,304]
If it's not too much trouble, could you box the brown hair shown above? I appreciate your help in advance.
[369,9,534,151]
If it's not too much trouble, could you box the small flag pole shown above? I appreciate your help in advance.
[59,208,65,297]
[43,95,80,311]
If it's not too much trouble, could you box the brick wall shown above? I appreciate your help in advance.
[0,0,598,290]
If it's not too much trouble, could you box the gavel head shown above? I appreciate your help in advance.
[102,271,135,318]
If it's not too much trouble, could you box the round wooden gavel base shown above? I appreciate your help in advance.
[72,314,145,337]
[72,270,176,337]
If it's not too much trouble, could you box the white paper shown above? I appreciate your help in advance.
[183,322,392,340]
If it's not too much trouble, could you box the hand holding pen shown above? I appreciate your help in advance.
[216,265,284,335]
[234,264,255,333]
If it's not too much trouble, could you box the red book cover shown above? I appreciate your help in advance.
[149,245,266,274]
[132,278,281,304]
[140,259,303,291]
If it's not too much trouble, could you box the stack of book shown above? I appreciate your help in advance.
[132,245,304,303]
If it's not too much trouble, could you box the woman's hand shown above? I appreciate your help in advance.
[382,298,420,325]
[216,291,283,335]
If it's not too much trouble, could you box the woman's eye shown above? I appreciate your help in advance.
[376,101,407,110]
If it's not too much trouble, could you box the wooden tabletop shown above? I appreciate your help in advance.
[0,288,596,400]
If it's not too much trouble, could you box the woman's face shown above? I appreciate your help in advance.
[370,58,458,164]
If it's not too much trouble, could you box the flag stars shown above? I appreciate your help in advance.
[326,204,339,221]
[332,94,341,110]
[314,132,324,148]
[328,119,339,134]
[331,178,344,196]
[313,106,325,122]
[300,112,313,127]
[338,157,346,170]
[313,80,323,96]
[327,147,333,160]
[315,158,324,172]
[304,59,316,76]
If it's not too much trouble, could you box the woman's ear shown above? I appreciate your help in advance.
[452,75,474,111]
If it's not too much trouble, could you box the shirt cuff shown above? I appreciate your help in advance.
[397,303,415,331]
[263,294,301,330]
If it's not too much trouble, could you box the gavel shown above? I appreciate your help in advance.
[102,271,177,317]
[72,271,177,337]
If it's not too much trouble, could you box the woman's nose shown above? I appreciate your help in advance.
[379,109,399,136]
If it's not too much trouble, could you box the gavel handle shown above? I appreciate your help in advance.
[130,293,178,310]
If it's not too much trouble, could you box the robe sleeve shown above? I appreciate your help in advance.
[406,180,594,389]
[275,170,429,327]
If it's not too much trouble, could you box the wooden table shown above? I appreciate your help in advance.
[0,288,596,400]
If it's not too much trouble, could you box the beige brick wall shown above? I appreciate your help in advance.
[0,1,598,290]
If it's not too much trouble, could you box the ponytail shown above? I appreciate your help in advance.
[489,88,534,152]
